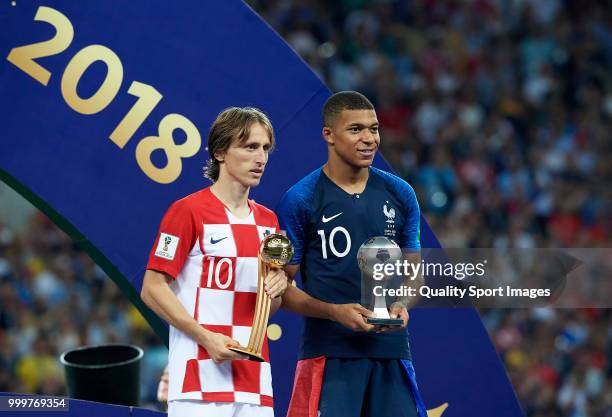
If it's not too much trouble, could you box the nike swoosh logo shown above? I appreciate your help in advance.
[210,236,227,244]
[322,212,342,223]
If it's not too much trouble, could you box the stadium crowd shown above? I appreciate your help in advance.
[0,0,609,416]
[0,213,167,408]
[250,0,611,416]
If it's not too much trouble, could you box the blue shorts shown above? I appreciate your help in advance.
[319,358,425,417]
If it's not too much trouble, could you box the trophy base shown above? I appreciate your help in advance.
[366,317,404,327]
[228,346,265,362]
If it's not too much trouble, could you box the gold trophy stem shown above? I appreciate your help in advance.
[229,256,271,362]
[249,258,271,353]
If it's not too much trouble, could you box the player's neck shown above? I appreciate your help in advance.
[323,161,369,194]
[210,178,251,218]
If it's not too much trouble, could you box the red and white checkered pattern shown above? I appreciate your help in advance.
[147,188,278,407]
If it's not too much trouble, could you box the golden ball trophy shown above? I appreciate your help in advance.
[229,233,293,361]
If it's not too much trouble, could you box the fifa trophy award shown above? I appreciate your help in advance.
[229,233,293,361]
[357,236,405,327]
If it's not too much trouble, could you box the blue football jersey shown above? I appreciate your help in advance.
[276,166,421,359]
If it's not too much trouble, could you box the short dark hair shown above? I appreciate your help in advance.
[323,91,374,127]
[204,107,274,182]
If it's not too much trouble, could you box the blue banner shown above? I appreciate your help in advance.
[0,2,522,416]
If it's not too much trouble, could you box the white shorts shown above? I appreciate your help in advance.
[168,400,274,417]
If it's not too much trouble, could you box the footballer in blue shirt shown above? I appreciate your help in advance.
[277,91,427,417]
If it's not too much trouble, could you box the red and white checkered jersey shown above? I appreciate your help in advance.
[146,187,279,407]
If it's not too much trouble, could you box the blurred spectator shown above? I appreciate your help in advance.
[157,365,169,408]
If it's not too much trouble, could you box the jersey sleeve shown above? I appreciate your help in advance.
[275,189,308,265]
[398,182,421,250]
[146,200,197,279]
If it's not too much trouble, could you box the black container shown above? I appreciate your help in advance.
[60,344,143,406]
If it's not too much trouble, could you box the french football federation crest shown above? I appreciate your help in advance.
[383,201,396,224]
[383,201,397,238]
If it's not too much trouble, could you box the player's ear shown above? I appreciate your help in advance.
[214,150,226,163]
[322,126,334,146]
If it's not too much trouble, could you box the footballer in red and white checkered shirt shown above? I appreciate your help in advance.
[141,107,288,417]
